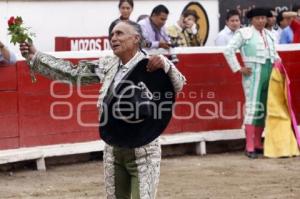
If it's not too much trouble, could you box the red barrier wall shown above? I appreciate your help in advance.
[0,50,299,150]
[0,64,19,149]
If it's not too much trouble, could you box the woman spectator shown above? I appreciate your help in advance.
[108,0,134,35]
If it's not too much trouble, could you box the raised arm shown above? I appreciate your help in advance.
[20,42,100,85]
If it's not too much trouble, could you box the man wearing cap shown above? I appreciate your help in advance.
[223,8,280,158]
[19,20,186,198]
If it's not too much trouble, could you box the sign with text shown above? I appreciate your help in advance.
[55,36,110,51]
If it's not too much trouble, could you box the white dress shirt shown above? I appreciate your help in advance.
[274,27,283,44]
[215,26,236,46]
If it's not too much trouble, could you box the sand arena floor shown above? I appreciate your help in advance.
[1,152,300,199]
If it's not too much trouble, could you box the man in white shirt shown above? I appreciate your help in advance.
[265,8,278,43]
[215,10,241,46]
[275,11,288,43]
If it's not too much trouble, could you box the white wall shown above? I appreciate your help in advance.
[0,0,219,54]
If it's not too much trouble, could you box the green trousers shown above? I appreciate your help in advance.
[103,139,161,199]
[242,60,273,126]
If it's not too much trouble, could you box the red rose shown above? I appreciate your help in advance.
[8,16,15,26]
[15,16,23,25]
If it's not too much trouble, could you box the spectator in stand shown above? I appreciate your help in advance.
[279,11,294,44]
[282,4,300,43]
[276,10,290,44]
[0,40,16,64]
[280,26,293,44]
[138,4,171,49]
[108,0,134,35]
[215,9,241,46]
[265,8,278,43]
[167,9,202,47]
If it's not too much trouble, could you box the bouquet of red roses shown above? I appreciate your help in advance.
[7,16,34,44]
[7,16,36,82]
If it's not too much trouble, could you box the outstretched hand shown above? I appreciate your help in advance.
[19,42,37,61]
